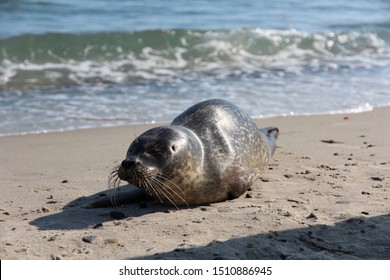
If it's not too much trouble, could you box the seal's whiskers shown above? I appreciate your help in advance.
[157,175,188,207]
[157,173,186,196]
[150,177,180,209]
[107,165,122,207]
[108,187,120,207]
[142,177,164,204]
[108,165,121,189]
[151,175,188,208]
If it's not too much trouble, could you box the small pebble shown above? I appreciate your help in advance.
[306,213,317,219]
[92,222,103,229]
[279,211,292,217]
[47,235,57,242]
[321,139,343,144]
[50,254,61,260]
[47,200,59,204]
[371,176,383,181]
[82,235,96,244]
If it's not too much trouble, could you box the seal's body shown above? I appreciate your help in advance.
[112,99,278,207]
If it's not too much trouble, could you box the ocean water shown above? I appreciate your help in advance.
[1,0,389,135]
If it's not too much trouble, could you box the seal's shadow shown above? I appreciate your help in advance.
[29,185,172,230]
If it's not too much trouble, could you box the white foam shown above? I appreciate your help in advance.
[2,29,390,88]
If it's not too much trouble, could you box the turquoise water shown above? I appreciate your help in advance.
[1,0,390,135]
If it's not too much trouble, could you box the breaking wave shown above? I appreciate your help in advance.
[1,28,389,89]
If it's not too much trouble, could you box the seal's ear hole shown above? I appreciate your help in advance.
[171,144,176,152]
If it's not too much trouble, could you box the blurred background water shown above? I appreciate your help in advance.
[1,0,389,135]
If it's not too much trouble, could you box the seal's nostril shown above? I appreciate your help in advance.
[121,159,135,169]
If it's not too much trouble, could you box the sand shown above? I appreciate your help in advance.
[0,107,389,260]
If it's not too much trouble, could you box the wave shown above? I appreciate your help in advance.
[1,28,389,89]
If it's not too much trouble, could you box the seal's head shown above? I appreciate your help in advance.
[110,126,203,207]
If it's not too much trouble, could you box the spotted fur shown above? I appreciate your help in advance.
[110,99,278,207]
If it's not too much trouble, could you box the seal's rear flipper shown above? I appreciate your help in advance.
[86,187,150,208]
[260,126,279,139]
[259,126,279,155]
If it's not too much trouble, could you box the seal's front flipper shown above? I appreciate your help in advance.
[86,187,149,208]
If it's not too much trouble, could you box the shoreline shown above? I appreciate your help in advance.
[2,104,388,138]
[1,107,389,259]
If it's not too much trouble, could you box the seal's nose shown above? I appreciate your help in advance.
[118,159,136,181]
[121,158,139,169]
[121,159,133,169]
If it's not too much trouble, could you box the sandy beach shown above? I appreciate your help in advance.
[0,107,389,260]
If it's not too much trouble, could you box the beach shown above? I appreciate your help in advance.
[1,107,389,260]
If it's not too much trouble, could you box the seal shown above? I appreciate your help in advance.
[104,99,278,208]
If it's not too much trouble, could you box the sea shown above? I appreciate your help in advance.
[1,0,389,136]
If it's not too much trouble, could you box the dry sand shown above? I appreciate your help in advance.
[0,107,389,260]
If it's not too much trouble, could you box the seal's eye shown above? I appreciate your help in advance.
[146,149,161,157]
[171,144,177,152]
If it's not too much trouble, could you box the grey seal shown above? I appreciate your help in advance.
[101,99,278,208]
